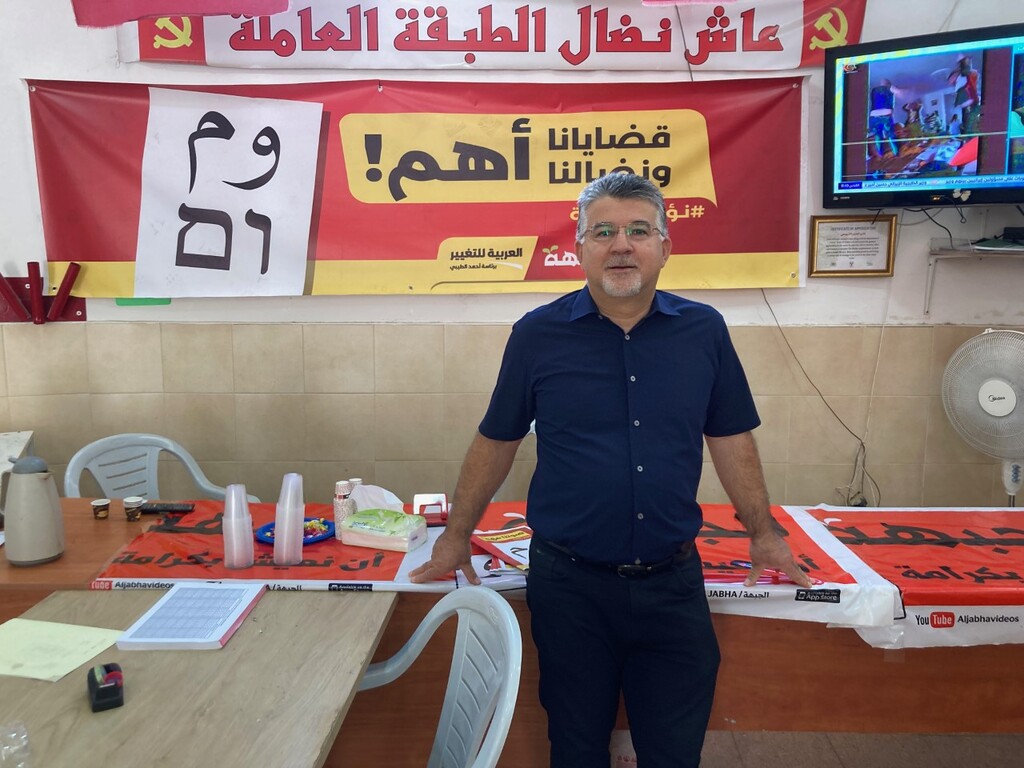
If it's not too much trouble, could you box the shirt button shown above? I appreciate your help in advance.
[624,334,630,340]
[633,419,640,426]
[637,512,644,520]
[637,465,643,472]
[629,375,636,382]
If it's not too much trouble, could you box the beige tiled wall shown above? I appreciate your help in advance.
[0,321,1016,508]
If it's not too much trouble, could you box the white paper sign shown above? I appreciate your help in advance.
[135,88,322,297]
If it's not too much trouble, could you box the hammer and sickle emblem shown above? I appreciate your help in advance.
[153,17,194,49]
[808,8,849,51]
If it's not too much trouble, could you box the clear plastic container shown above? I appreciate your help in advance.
[0,720,32,767]
[222,484,254,569]
[273,473,304,566]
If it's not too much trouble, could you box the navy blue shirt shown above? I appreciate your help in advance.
[479,286,759,565]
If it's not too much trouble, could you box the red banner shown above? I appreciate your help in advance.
[100,503,842,586]
[73,0,286,28]
[121,1,866,71]
[29,77,803,297]
[805,506,1024,606]
[96,501,413,584]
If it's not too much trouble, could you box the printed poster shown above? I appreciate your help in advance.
[117,0,867,71]
[93,500,896,630]
[806,505,1024,648]
[30,77,805,297]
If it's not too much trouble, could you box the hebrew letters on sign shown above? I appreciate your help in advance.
[134,88,322,297]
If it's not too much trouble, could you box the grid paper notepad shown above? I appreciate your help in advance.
[117,582,266,650]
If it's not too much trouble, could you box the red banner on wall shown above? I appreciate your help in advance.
[119,0,866,71]
[29,77,803,297]
[73,0,286,28]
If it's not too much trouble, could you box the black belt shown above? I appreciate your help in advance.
[536,536,695,579]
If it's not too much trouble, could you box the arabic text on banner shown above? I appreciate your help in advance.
[117,0,866,71]
[30,78,803,297]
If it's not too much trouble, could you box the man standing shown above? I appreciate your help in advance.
[869,77,904,158]
[410,172,811,767]
[948,54,981,135]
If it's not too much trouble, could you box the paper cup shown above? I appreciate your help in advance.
[123,496,145,521]
[91,498,110,519]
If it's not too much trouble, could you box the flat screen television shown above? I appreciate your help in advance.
[823,23,1024,209]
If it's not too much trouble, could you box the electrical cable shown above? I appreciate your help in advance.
[905,207,954,248]
[759,290,881,506]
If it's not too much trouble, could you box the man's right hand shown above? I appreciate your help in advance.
[408,530,481,585]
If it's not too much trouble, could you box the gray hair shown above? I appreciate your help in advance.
[575,173,668,242]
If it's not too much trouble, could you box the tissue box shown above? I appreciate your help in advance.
[339,508,428,552]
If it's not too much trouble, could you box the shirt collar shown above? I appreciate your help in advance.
[569,285,681,322]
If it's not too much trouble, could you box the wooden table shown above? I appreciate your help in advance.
[1,498,154,623]
[0,589,396,768]
[6,499,1024,768]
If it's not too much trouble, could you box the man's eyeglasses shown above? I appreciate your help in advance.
[582,221,663,243]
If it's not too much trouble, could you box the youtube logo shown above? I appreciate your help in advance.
[929,611,955,628]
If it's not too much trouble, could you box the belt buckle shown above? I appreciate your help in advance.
[615,564,650,578]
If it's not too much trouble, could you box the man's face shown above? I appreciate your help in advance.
[576,196,671,301]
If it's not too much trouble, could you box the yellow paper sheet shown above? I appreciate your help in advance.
[0,619,123,682]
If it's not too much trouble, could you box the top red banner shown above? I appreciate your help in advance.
[74,0,286,28]
[118,0,866,70]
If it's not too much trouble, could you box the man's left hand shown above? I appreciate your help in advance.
[744,533,814,588]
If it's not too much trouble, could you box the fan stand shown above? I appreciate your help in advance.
[1003,460,1023,506]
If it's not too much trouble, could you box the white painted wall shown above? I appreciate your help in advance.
[2,0,1022,325]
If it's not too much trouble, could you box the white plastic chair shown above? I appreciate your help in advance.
[358,586,522,768]
[64,433,259,502]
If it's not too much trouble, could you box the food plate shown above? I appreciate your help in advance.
[254,517,335,545]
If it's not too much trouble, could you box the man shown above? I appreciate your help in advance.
[948,54,981,135]
[868,77,905,158]
[410,172,812,768]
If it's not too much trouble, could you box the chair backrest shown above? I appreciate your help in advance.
[63,433,257,502]
[358,587,522,768]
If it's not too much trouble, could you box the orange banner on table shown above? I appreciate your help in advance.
[95,501,410,585]
[805,506,1024,606]
[95,501,864,586]
[470,501,872,587]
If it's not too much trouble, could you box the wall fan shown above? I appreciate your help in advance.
[942,329,1024,505]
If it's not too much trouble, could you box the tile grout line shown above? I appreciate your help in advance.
[824,732,849,768]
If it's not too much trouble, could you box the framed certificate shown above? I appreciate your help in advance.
[809,214,897,277]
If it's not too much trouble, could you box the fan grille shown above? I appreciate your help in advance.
[941,330,1024,460]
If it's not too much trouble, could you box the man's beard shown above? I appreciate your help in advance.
[601,267,642,297]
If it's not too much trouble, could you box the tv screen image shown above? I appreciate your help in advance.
[823,23,1024,209]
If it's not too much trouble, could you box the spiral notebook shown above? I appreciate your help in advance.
[117,582,266,651]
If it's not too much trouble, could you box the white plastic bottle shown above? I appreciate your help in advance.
[222,483,254,569]
[274,473,305,566]
[333,480,357,539]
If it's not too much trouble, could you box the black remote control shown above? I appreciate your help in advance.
[139,502,196,515]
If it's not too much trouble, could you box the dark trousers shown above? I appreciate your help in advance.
[527,538,720,768]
